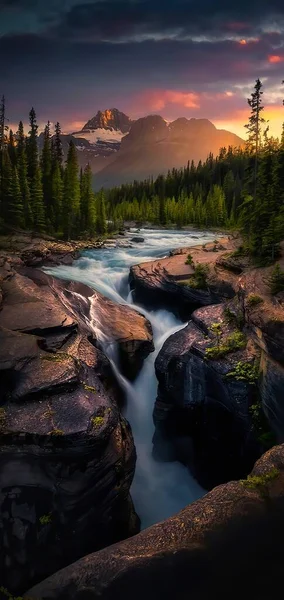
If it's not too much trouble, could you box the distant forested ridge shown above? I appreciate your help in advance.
[0,78,284,262]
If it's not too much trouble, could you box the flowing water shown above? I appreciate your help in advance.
[44,228,217,528]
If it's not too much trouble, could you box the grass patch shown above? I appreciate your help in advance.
[205,331,246,360]
[240,468,279,497]
[180,263,210,290]
[226,361,259,384]
[247,294,264,307]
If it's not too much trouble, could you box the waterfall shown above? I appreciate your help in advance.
[44,228,216,528]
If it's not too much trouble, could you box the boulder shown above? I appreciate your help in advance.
[131,236,144,243]
[130,253,235,319]
[26,445,284,600]
[153,304,261,489]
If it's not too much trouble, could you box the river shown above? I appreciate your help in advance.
[44,228,217,528]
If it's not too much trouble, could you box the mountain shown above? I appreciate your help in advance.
[45,109,244,187]
[93,115,244,189]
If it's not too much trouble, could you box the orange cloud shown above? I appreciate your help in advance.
[268,54,284,63]
[145,90,200,111]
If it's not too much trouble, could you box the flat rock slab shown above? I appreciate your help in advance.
[0,273,76,334]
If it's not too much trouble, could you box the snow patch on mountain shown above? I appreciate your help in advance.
[73,128,124,145]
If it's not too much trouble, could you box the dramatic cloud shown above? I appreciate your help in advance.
[1,0,284,138]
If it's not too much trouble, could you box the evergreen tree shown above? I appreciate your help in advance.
[54,122,63,170]
[96,190,107,235]
[8,166,24,227]
[0,95,8,219]
[41,121,53,227]
[30,165,45,232]
[17,121,32,228]
[80,163,95,234]
[63,141,80,238]
[51,160,63,231]
[8,129,17,167]
[26,107,39,181]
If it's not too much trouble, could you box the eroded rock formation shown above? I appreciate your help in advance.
[26,444,284,600]
[0,259,153,593]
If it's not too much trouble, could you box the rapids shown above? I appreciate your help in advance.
[44,228,217,528]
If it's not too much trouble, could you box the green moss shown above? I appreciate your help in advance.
[240,468,279,497]
[179,263,210,290]
[83,384,96,394]
[205,331,246,360]
[39,513,52,526]
[41,352,70,363]
[226,361,259,384]
[247,294,264,307]
[91,416,104,428]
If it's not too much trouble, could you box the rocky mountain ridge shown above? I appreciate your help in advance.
[58,108,244,186]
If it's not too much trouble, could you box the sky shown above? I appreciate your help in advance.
[1,0,284,138]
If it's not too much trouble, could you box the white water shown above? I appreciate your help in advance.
[44,228,216,528]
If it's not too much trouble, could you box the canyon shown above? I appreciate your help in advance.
[0,229,283,597]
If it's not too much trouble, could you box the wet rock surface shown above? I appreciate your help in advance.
[26,445,284,600]
[153,304,260,489]
[129,242,236,318]
[0,264,142,594]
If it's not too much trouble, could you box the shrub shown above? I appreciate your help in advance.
[269,263,284,295]
[226,361,259,383]
[224,305,245,329]
[205,331,246,360]
[49,428,64,436]
[185,253,194,266]
[190,263,209,289]
[247,294,264,307]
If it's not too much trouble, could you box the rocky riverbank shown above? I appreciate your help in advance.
[0,241,153,593]
[130,237,284,489]
[1,231,284,598]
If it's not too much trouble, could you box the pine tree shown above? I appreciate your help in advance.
[80,163,95,234]
[8,166,24,227]
[17,121,32,228]
[63,141,80,239]
[26,107,39,181]
[30,165,45,232]
[41,121,53,227]
[8,129,17,167]
[51,160,63,232]
[244,79,265,201]
[0,95,8,220]
[54,122,63,169]
[96,190,107,235]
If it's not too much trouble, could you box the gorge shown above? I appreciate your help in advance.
[0,229,284,598]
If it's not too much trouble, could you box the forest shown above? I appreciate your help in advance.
[0,79,284,263]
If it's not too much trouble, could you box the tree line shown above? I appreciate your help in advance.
[0,79,284,261]
[106,78,284,262]
[0,101,107,238]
